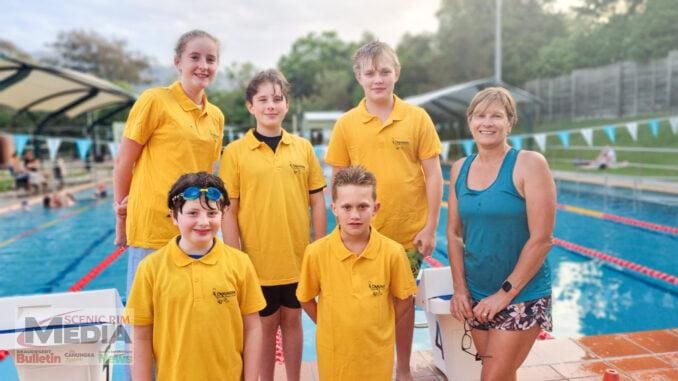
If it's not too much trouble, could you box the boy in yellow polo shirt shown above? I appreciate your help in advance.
[124,172,266,381]
[325,41,443,379]
[219,69,326,381]
[297,166,416,380]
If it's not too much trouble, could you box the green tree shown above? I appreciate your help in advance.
[431,0,566,86]
[0,39,33,61]
[43,30,151,86]
[396,33,438,96]
[278,31,358,109]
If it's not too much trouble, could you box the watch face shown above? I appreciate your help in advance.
[502,281,512,292]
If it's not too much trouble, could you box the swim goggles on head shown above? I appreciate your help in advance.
[174,187,223,202]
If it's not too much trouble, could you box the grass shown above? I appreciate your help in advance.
[516,114,678,179]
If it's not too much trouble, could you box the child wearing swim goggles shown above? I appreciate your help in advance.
[124,171,266,381]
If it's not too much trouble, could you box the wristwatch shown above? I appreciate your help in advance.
[502,280,518,296]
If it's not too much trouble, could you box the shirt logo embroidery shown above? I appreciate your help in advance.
[392,138,410,150]
[213,288,236,304]
[368,281,386,296]
[289,162,306,174]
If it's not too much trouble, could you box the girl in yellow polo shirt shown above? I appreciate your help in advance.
[113,29,225,295]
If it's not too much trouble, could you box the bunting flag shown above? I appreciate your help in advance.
[580,128,594,146]
[440,141,451,162]
[107,142,119,159]
[625,122,638,141]
[649,119,660,138]
[46,138,62,161]
[557,131,570,148]
[13,134,30,156]
[313,145,326,160]
[509,136,523,150]
[461,139,475,156]
[670,116,678,134]
[75,139,92,161]
[604,125,616,144]
[532,133,546,152]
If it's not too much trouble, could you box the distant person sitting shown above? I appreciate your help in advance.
[9,152,30,193]
[592,146,617,169]
[575,146,625,170]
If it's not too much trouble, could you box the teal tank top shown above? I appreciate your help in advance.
[455,148,551,303]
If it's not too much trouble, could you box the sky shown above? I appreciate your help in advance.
[2,0,443,69]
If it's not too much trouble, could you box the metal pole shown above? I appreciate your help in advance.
[495,0,502,83]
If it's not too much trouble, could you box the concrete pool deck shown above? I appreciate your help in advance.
[280,328,678,380]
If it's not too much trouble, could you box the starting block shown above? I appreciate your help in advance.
[415,266,481,380]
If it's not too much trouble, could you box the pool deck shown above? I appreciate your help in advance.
[280,328,678,380]
[552,170,678,195]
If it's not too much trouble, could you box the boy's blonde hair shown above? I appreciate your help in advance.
[331,166,377,201]
[467,87,518,127]
[352,41,401,76]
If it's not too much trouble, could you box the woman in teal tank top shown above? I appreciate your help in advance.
[447,87,556,380]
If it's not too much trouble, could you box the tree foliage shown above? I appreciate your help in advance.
[0,39,33,61]
[43,30,151,86]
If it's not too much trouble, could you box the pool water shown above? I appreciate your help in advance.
[0,175,677,376]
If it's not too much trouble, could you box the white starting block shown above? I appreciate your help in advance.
[0,289,125,381]
[415,267,481,380]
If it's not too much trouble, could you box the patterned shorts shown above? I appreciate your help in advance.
[470,296,553,332]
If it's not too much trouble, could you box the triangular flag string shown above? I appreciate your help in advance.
[461,140,474,156]
[13,134,30,156]
[440,141,451,162]
[532,133,546,152]
[46,138,62,162]
[648,119,660,138]
[604,125,616,144]
[625,122,638,141]
[107,142,119,159]
[557,131,570,148]
[580,128,594,146]
[75,139,92,161]
[670,117,678,134]
[509,136,523,150]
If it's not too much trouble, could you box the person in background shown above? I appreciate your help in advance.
[448,87,555,380]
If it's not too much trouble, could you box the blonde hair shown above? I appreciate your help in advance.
[174,30,219,59]
[467,87,518,126]
[352,41,400,76]
[331,166,377,201]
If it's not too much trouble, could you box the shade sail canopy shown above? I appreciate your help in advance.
[405,77,541,136]
[0,53,136,128]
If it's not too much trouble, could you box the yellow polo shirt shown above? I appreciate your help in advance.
[124,237,266,381]
[325,96,441,249]
[219,129,326,286]
[124,81,224,249]
[296,227,417,381]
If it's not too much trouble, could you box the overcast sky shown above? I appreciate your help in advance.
[2,0,444,69]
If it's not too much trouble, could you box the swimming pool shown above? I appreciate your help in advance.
[0,173,676,377]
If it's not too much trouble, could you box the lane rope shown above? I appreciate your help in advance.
[69,246,127,292]
[557,204,678,235]
[554,238,678,286]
